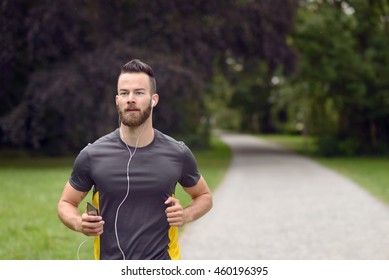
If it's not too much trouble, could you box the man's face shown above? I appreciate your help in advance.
[116,73,153,127]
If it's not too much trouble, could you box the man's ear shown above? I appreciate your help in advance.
[152,94,159,107]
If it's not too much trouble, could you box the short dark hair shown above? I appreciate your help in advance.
[120,59,157,93]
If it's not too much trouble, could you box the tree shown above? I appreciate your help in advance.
[0,0,299,154]
[220,0,299,133]
[275,0,389,155]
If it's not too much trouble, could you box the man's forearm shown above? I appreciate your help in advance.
[58,201,82,232]
[184,193,213,224]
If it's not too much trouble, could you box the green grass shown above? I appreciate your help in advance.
[314,157,389,205]
[258,134,317,155]
[259,134,389,205]
[0,136,231,260]
[0,157,86,259]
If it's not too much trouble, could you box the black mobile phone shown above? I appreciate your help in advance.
[86,202,98,216]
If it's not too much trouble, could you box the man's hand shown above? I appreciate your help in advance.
[165,197,186,227]
[80,212,105,236]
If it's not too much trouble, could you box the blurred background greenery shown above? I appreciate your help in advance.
[2,0,388,156]
[1,0,389,259]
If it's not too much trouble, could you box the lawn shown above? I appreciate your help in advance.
[258,134,389,205]
[0,136,232,260]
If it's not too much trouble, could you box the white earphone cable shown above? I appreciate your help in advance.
[77,101,152,260]
[77,239,89,260]
[115,123,146,260]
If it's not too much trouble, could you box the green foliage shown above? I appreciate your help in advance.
[315,136,363,157]
[270,0,389,156]
[227,61,293,134]
[0,0,298,154]
[205,69,241,131]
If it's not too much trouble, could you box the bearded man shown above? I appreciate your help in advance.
[57,59,212,260]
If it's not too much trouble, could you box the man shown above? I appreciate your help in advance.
[57,59,212,260]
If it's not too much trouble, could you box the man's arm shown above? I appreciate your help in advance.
[165,176,212,227]
[57,181,104,236]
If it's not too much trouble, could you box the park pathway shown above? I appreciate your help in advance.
[179,133,389,259]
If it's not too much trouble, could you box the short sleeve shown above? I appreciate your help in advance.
[178,144,201,187]
[69,146,94,192]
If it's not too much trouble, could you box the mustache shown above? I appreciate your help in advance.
[124,105,139,110]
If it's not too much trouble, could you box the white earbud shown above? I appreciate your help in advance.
[152,100,155,107]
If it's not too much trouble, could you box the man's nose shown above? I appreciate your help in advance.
[126,93,136,103]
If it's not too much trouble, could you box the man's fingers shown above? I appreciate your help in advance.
[81,213,104,236]
[165,196,179,205]
[164,197,185,227]
[166,208,183,217]
[165,202,183,215]
[82,221,104,236]
[165,197,182,212]
[81,212,103,222]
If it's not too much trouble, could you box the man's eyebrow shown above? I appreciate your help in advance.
[119,88,146,92]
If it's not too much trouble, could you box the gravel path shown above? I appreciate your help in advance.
[179,133,389,259]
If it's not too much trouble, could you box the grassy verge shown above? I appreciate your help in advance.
[0,136,231,259]
[258,134,389,205]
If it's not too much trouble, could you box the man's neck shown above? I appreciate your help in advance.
[119,122,154,148]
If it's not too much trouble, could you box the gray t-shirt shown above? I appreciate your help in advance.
[69,128,201,260]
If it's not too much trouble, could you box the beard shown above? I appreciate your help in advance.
[117,103,152,127]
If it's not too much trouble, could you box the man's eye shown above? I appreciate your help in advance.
[119,92,129,96]
[135,91,144,95]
